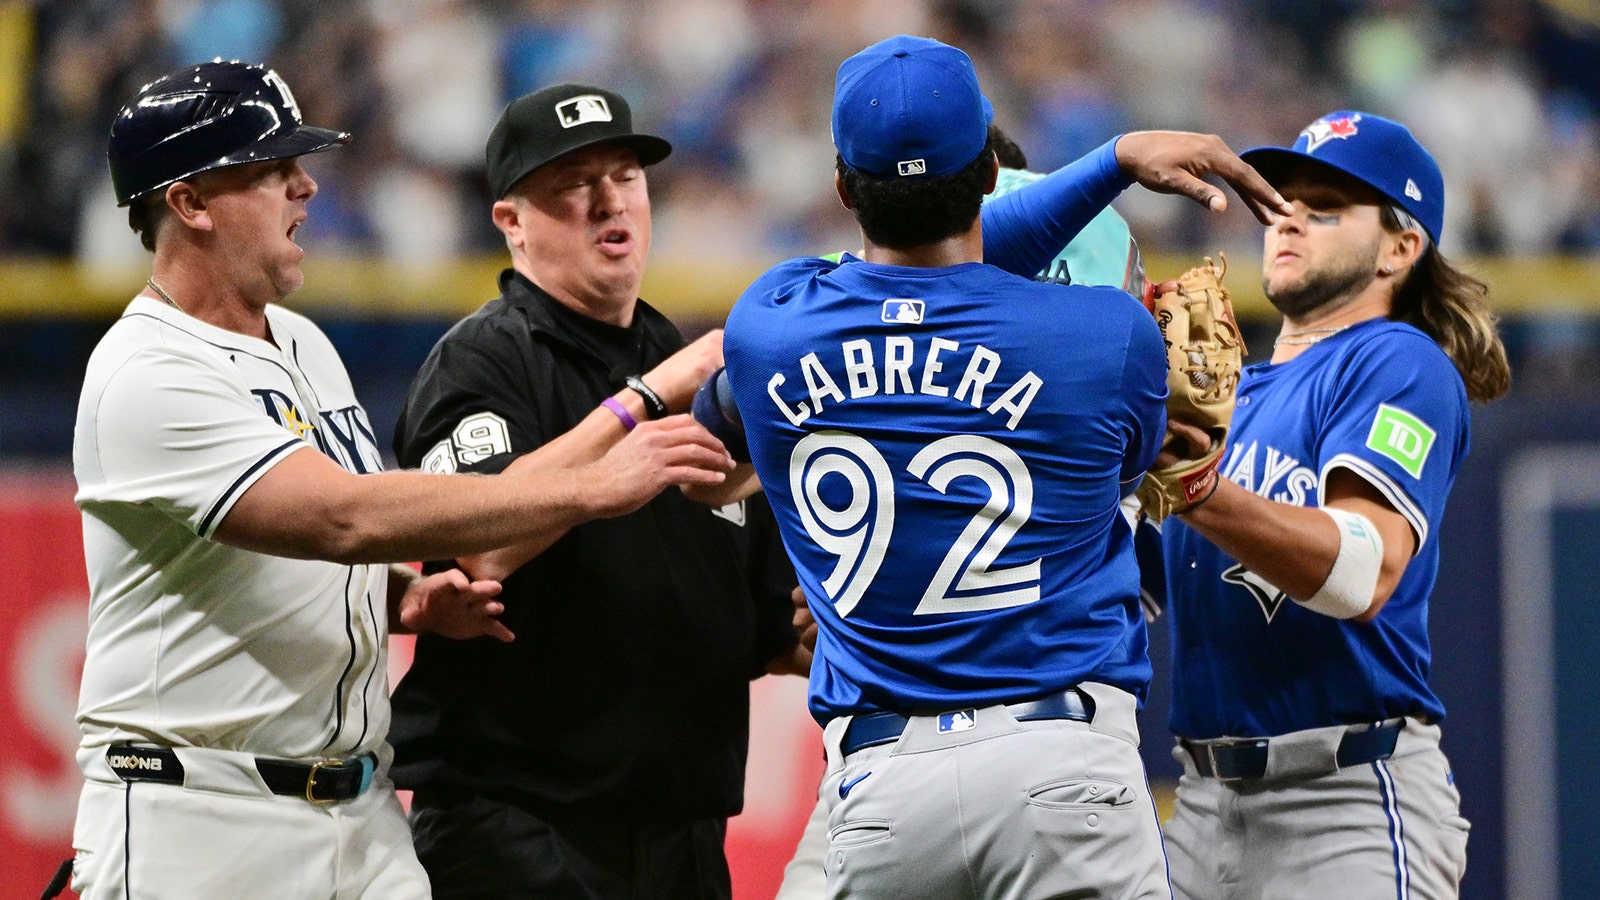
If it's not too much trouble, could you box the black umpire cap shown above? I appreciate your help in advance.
[108,59,350,206]
[486,84,672,199]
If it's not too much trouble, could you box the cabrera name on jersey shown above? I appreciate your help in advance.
[724,255,1167,719]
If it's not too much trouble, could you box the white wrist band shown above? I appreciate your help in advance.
[1298,507,1384,619]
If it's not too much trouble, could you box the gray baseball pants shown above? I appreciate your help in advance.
[1164,718,1469,899]
[817,682,1171,899]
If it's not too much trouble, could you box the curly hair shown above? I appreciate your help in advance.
[837,136,997,250]
[1382,206,1511,403]
[988,124,1027,169]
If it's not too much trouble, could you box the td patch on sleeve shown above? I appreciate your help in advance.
[1365,403,1436,478]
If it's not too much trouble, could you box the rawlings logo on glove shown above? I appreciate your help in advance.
[1136,255,1246,522]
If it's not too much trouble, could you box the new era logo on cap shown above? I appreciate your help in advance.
[557,95,613,128]
[1405,179,1423,201]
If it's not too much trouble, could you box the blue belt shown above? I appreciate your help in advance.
[1181,719,1404,780]
[840,688,1095,756]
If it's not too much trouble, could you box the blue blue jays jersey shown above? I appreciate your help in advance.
[1165,318,1470,739]
[724,256,1167,722]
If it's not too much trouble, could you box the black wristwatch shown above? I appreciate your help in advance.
[624,375,669,419]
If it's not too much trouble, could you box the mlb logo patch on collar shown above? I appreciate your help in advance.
[882,299,925,324]
[937,709,977,734]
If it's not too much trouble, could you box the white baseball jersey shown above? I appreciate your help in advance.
[73,296,390,764]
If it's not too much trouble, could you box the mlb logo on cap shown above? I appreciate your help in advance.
[485,83,672,198]
[1240,110,1445,246]
[557,95,613,128]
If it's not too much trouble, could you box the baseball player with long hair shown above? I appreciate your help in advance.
[1157,111,1511,898]
[64,60,732,900]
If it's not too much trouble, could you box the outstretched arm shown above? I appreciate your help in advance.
[458,329,731,580]
[213,416,734,567]
[982,133,1290,277]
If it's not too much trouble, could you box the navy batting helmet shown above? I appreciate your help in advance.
[108,60,350,206]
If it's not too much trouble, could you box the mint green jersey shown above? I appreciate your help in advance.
[989,167,1146,294]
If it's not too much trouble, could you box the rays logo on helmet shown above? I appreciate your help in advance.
[263,69,303,123]
[557,95,613,128]
[1302,113,1361,152]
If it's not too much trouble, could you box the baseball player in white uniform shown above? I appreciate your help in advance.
[64,60,734,900]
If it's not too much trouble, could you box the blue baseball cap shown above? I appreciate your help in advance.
[1240,111,1444,246]
[832,35,994,179]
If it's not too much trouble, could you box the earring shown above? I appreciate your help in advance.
[1382,265,1395,275]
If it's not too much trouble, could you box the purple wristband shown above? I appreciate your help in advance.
[602,397,638,431]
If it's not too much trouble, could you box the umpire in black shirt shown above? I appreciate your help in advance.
[390,83,807,898]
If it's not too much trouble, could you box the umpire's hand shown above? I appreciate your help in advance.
[398,568,513,642]
[587,415,735,518]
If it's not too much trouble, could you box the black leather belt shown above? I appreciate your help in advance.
[1181,720,1404,780]
[105,744,376,803]
[840,688,1096,756]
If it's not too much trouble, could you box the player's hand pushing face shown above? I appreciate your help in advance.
[589,415,735,517]
[1115,131,1293,225]
[400,568,514,642]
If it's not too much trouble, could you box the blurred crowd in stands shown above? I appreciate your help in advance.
[0,0,1598,266]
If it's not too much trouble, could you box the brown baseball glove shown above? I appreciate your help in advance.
[1136,255,1246,522]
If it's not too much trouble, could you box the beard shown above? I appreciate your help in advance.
[1263,247,1377,320]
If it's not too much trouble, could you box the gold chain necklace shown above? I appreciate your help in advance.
[1273,325,1351,347]
[146,278,181,311]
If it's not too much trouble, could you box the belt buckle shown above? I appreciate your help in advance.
[305,758,344,804]
[1202,742,1247,782]
[1203,743,1229,781]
